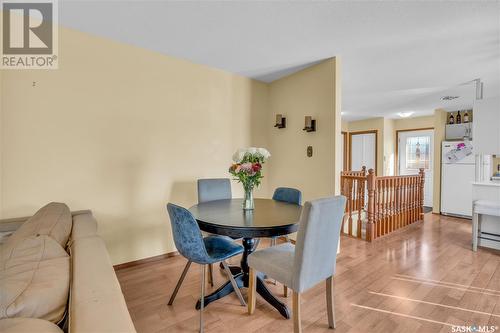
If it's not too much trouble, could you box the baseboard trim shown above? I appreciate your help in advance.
[114,236,294,270]
[114,251,179,270]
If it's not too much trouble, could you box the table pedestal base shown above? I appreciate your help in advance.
[196,238,290,319]
[195,269,290,319]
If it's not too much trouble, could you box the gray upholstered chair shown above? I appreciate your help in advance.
[197,178,234,286]
[166,203,245,333]
[247,196,346,333]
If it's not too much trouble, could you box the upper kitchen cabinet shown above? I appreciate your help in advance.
[473,96,500,154]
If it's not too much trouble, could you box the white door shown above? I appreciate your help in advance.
[398,129,434,207]
[351,133,376,172]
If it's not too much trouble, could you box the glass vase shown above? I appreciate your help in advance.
[243,187,254,210]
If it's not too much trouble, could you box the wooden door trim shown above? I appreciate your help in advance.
[348,130,378,175]
[341,131,348,171]
[395,127,434,176]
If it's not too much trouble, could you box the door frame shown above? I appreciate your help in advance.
[395,127,434,176]
[341,131,348,171]
[349,130,378,174]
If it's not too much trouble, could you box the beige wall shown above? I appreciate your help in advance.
[0,69,2,214]
[383,119,395,176]
[433,109,447,213]
[0,29,341,264]
[0,28,270,264]
[393,115,434,132]
[341,120,349,132]
[493,157,500,176]
[266,58,341,201]
[346,117,385,175]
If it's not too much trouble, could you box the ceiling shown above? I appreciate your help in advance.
[60,1,500,121]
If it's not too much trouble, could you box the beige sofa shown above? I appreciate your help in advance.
[0,203,136,333]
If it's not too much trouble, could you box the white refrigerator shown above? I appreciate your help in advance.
[441,141,490,218]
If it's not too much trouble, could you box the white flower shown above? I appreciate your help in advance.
[232,149,246,163]
[257,148,271,160]
[232,147,271,163]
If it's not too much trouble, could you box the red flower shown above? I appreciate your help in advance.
[252,163,262,172]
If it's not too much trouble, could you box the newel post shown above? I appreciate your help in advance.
[366,168,376,241]
[419,168,425,220]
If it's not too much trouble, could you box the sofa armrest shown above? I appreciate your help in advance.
[69,235,136,333]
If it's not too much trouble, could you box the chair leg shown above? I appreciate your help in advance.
[269,238,277,284]
[293,291,302,333]
[252,239,261,251]
[326,276,336,329]
[208,264,214,287]
[248,268,257,315]
[283,285,288,297]
[221,261,246,306]
[168,260,192,305]
[472,212,479,251]
[199,265,206,333]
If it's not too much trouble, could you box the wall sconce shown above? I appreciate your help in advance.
[274,114,286,129]
[303,116,316,132]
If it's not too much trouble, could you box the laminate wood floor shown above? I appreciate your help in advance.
[115,213,500,333]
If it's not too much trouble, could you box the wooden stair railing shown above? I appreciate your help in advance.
[341,166,367,177]
[341,174,366,238]
[341,167,425,241]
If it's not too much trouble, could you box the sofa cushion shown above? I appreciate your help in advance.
[4,203,72,255]
[0,318,63,333]
[0,235,69,323]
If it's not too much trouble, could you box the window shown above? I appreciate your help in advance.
[405,136,430,169]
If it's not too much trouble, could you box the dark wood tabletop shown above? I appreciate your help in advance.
[189,198,302,238]
[189,198,301,319]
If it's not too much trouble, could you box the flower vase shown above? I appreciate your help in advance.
[243,188,254,210]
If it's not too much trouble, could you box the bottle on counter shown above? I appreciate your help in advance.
[448,113,455,124]
[463,111,469,123]
[456,111,462,124]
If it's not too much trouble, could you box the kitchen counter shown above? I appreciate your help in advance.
[472,180,500,187]
[472,180,500,250]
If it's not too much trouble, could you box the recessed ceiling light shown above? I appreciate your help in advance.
[398,112,414,118]
[441,96,459,101]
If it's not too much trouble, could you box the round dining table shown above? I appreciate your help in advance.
[189,198,302,319]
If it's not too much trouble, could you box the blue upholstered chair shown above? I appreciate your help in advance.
[272,187,302,206]
[198,178,232,203]
[247,196,346,333]
[197,178,235,286]
[271,187,302,246]
[166,203,245,333]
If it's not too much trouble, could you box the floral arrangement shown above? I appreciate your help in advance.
[229,148,270,209]
[229,147,270,189]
